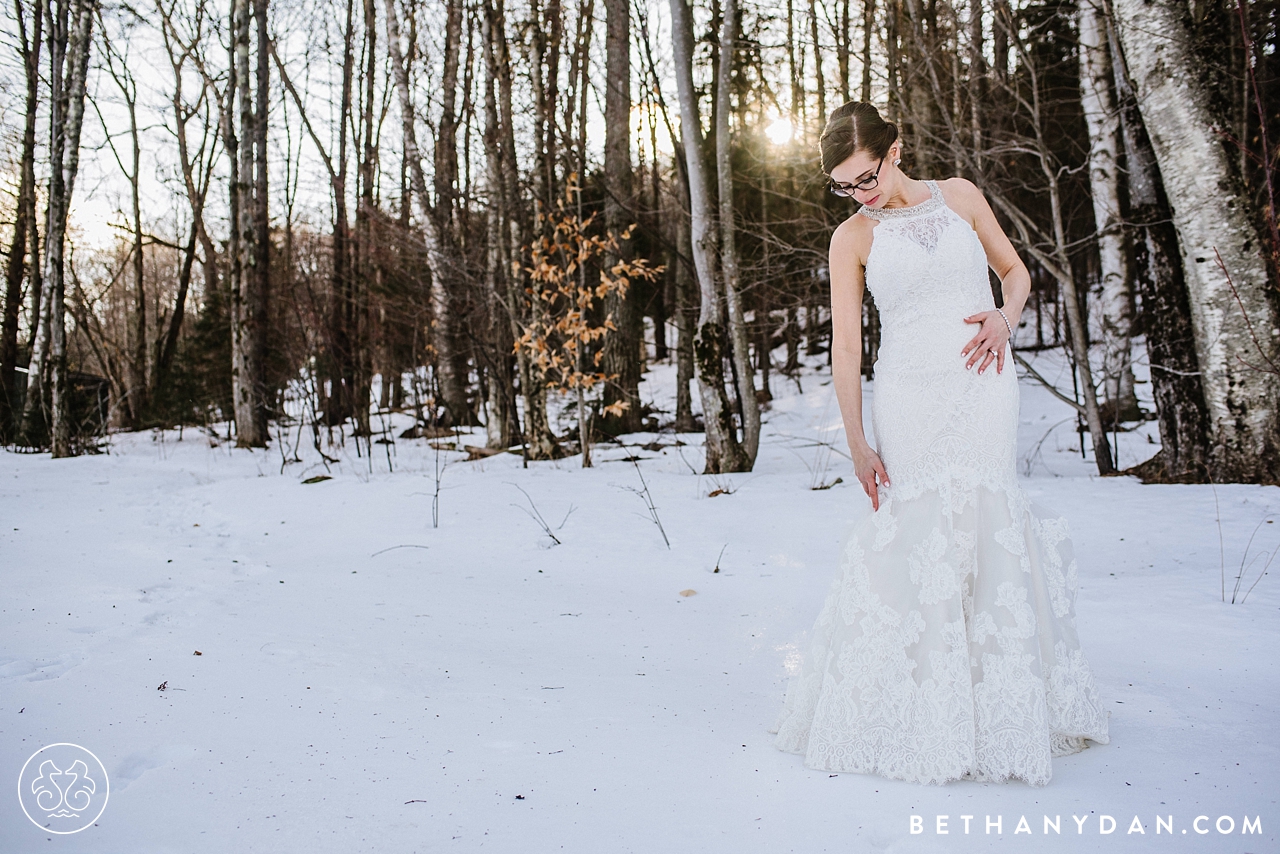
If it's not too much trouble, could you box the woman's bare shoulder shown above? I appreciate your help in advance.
[831,211,876,266]
[936,177,987,215]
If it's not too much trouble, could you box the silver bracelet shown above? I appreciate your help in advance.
[996,307,1013,337]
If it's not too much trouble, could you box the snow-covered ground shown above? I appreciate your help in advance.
[2,348,1277,853]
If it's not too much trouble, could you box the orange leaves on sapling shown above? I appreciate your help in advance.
[513,173,666,411]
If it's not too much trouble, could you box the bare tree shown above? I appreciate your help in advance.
[1078,0,1138,422]
[598,0,642,436]
[669,0,748,472]
[273,21,358,430]
[1,0,43,440]
[227,0,268,446]
[155,0,221,398]
[715,0,759,465]
[430,0,475,427]
[479,0,519,450]
[384,0,477,431]
[1113,0,1280,482]
[480,0,559,459]
[1105,11,1209,481]
[984,2,1116,474]
[808,0,825,128]
[673,173,696,432]
[96,12,150,426]
[22,0,95,456]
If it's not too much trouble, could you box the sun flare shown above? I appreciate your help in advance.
[765,116,794,145]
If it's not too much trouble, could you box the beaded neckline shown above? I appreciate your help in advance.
[857,180,945,221]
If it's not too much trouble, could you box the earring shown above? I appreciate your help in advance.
[894,157,902,166]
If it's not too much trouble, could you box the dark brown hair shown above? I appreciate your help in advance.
[819,101,898,175]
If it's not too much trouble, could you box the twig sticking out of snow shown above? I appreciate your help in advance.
[508,482,562,546]
[675,444,701,475]
[1230,516,1277,604]
[619,442,671,548]
[705,473,736,497]
[431,436,456,529]
[371,544,431,557]
[1214,483,1276,605]
[1213,482,1225,602]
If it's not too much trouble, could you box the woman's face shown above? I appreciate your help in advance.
[829,143,899,208]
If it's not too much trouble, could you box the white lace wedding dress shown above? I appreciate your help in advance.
[768,180,1110,786]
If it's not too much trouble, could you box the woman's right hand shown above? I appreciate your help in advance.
[850,442,890,511]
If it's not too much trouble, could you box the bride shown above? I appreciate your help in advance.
[769,101,1110,786]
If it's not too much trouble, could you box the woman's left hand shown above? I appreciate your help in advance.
[961,311,1010,374]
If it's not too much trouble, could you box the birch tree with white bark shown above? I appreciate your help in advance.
[1078,0,1139,422]
[669,0,749,472]
[715,0,760,467]
[1113,0,1280,481]
[21,0,95,456]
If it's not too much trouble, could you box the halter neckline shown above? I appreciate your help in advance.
[857,180,945,220]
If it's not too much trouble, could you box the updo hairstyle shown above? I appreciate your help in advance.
[819,101,899,175]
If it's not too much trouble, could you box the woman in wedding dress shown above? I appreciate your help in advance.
[769,102,1110,786]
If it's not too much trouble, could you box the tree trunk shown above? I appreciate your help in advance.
[986,6,1115,474]
[901,0,941,174]
[155,11,217,408]
[386,0,476,431]
[482,205,518,450]
[715,0,759,465]
[331,0,356,430]
[274,8,354,430]
[835,0,851,103]
[786,0,803,126]
[51,0,92,454]
[784,304,799,371]
[480,0,519,451]
[808,0,825,126]
[599,0,642,436]
[252,0,271,431]
[351,0,378,438]
[1,0,42,441]
[127,68,148,425]
[861,288,880,379]
[861,0,875,102]
[519,0,567,461]
[1107,3,1210,480]
[1113,0,1280,482]
[526,0,563,213]
[669,0,747,473]
[432,0,474,427]
[479,0,558,459]
[1078,0,1139,422]
[99,24,152,426]
[230,0,267,447]
[21,0,63,447]
[23,0,93,456]
[154,224,196,393]
[673,171,696,432]
[651,281,668,361]
[805,293,824,355]
[967,0,982,171]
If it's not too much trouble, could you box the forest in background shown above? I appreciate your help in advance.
[0,0,1277,482]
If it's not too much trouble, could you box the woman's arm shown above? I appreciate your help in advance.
[829,219,890,510]
[942,178,1032,375]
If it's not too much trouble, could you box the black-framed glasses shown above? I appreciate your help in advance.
[826,155,885,197]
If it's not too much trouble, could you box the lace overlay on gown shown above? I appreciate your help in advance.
[768,181,1109,786]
